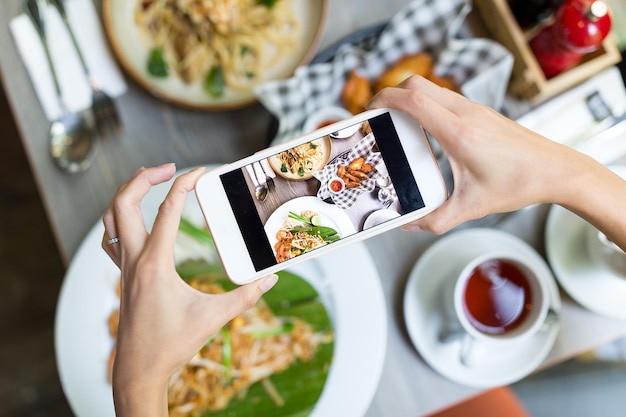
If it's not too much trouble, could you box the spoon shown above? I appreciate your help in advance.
[244,164,267,202]
[24,0,96,173]
[252,162,269,201]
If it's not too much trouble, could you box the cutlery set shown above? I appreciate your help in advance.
[245,160,277,201]
[23,0,121,173]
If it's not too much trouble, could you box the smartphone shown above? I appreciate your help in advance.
[195,108,447,284]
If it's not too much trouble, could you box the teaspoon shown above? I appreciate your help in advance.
[24,0,96,173]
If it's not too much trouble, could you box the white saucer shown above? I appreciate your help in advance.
[545,165,626,319]
[403,228,561,388]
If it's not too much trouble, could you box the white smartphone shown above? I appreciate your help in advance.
[195,108,447,284]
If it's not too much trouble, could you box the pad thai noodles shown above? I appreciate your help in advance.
[135,0,298,96]
[274,210,340,262]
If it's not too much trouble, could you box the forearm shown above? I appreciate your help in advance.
[550,148,626,251]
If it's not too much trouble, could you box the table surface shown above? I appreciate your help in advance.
[2,1,626,416]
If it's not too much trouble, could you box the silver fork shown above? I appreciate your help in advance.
[48,0,122,140]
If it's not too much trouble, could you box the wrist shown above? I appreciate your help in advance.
[113,366,170,417]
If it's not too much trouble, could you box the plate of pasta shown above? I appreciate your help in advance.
[102,0,328,110]
[55,167,386,417]
[267,136,332,180]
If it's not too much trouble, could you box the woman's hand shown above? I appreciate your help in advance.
[101,164,278,417]
[369,76,606,233]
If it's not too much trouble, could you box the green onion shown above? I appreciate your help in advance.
[249,321,295,338]
[178,217,215,248]
[288,211,311,224]
[221,327,232,380]
[288,211,321,227]
[289,225,340,243]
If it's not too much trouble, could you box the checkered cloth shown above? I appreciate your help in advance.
[314,133,383,209]
[255,0,513,145]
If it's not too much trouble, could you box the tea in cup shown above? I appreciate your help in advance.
[444,253,551,364]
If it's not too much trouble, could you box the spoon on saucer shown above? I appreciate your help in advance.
[24,0,97,173]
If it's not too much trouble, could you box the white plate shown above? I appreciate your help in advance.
[545,165,626,319]
[403,228,561,388]
[55,170,385,417]
[264,196,358,251]
[102,0,328,110]
[363,209,400,230]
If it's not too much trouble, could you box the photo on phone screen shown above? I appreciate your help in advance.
[219,112,426,272]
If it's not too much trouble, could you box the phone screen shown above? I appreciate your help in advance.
[220,112,426,271]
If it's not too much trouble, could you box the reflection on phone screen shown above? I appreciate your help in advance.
[221,112,425,271]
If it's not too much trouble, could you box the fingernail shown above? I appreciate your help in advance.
[258,274,279,293]
[402,224,421,233]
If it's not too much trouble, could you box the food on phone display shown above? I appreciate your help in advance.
[274,211,340,262]
[271,138,330,179]
[135,0,298,97]
[341,52,459,114]
[336,157,375,188]
[107,217,334,416]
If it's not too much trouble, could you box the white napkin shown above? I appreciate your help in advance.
[10,0,127,121]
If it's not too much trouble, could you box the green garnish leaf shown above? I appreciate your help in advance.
[203,66,225,98]
[257,0,278,8]
[280,163,288,173]
[147,47,168,77]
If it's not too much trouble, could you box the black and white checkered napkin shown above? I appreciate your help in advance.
[314,133,383,209]
[255,0,513,145]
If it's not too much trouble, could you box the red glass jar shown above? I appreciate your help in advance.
[529,0,612,78]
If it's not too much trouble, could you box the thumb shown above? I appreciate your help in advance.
[403,197,467,235]
[208,274,279,328]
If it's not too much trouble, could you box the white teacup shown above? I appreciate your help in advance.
[441,252,551,365]
[586,224,626,279]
